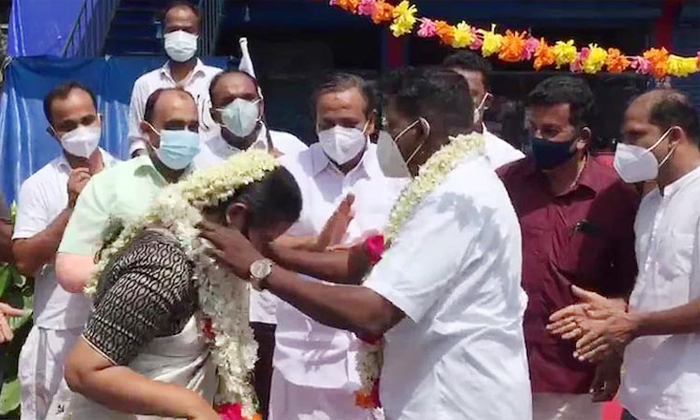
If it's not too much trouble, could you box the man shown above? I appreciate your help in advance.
[127,0,221,157]
[194,70,307,169]
[55,87,199,293]
[497,75,640,420]
[11,82,118,420]
[200,67,532,420]
[443,51,524,168]
[549,89,700,420]
[262,73,405,420]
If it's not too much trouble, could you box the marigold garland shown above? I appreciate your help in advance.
[325,0,700,79]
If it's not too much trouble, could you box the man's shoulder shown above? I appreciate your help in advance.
[200,64,224,77]
[269,130,308,155]
[20,157,66,191]
[495,155,533,181]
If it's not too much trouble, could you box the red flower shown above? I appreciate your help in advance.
[217,403,243,420]
[202,318,215,341]
[364,234,385,265]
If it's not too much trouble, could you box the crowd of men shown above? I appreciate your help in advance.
[0,1,699,420]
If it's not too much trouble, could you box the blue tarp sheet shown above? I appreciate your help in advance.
[0,56,230,203]
[8,0,85,57]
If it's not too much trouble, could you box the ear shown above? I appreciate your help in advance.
[366,112,377,136]
[225,202,249,230]
[418,117,432,139]
[667,126,683,145]
[577,127,592,150]
[140,121,158,148]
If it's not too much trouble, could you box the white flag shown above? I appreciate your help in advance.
[238,37,256,78]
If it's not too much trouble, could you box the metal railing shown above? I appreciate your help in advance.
[198,0,224,57]
[62,0,121,57]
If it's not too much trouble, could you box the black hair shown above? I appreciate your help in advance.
[208,70,260,106]
[442,51,492,90]
[312,73,377,118]
[213,166,302,228]
[43,81,98,125]
[527,75,595,129]
[162,0,200,23]
[143,87,194,124]
[380,66,474,134]
[647,89,700,145]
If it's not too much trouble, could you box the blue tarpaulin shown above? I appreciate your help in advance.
[8,0,86,57]
[0,56,230,203]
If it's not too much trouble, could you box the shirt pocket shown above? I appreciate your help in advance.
[554,225,611,290]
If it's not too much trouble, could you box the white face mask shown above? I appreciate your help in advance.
[218,98,261,138]
[59,125,101,158]
[614,127,676,183]
[377,118,429,179]
[317,123,368,165]
[164,30,198,62]
[472,93,492,127]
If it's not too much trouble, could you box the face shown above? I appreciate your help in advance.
[450,68,487,105]
[141,91,199,149]
[526,103,589,151]
[621,96,677,157]
[49,89,100,139]
[210,73,262,124]
[316,88,375,135]
[163,6,199,35]
[225,203,293,252]
[383,98,429,168]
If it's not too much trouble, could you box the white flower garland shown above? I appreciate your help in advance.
[86,149,279,419]
[356,133,485,404]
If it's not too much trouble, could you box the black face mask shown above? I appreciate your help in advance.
[529,135,577,170]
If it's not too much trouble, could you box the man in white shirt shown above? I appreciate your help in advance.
[127,1,221,156]
[264,73,405,420]
[549,89,700,420]
[12,82,118,420]
[200,67,532,420]
[194,70,307,169]
[444,51,525,169]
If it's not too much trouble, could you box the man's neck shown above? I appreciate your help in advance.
[65,150,104,175]
[544,153,587,196]
[657,152,700,194]
[222,124,261,151]
[148,151,187,183]
[336,149,365,175]
[168,58,197,84]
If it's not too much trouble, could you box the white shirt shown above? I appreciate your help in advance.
[193,125,308,170]
[274,143,407,388]
[127,59,223,155]
[483,125,524,169]
[13,150,118,330]
[620,165,700,420]
[364,155,531,420]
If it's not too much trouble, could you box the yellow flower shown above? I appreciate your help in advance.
[480,24,503,57]
[451,21,473,49]
[666,55,699,77]
[390,0,417,37]
[583,44,607,74]
[552,40,577,69]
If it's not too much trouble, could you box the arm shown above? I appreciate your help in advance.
[0,221,12,264]
[127,79,148,157]
[13,210,72,277]
[630,299,700,337]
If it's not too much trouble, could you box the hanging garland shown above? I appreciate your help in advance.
[326,0,700,79]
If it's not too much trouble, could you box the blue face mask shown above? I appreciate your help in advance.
[154,129,201,170]
[529,135,577,170]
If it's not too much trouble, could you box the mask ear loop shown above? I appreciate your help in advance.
[657,127,679,168]
[404,117,431,165]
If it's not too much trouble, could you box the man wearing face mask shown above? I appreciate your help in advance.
[55,87,200,294]
[266,73,406,420]
[547,89,700,420]
[497,76,640,420]
[11,82,118,420]
[195,70,307,169]
[127,0,221,157]
[443,51,524,169]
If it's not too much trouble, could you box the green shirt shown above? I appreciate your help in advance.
[59,155,174,256]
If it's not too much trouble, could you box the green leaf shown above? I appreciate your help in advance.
[0,378,21,414]
[0,265,11,297]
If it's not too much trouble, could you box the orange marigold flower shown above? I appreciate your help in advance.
[533,38,555,70]
[435,20,455,46]
[355,390,377,409]
[498,30,528,62]
[605,48,631,73]
[332,0,360,13]
[371,0,394,24]
[643,47,670,79]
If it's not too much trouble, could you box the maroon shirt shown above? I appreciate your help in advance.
[497,155,639,394]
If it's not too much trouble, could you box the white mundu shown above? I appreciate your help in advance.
[13,150,118,420]
[363,154,532,420]
[271,142,406,420]
[620,165,700,420]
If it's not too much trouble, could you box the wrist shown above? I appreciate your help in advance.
[627,310,645,340]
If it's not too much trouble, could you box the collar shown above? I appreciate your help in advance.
[663,164,700,198]
[209,124,269,157]
[160,59,206,85]
[309,141,376,179]
[133,154,194,184]
[55,148,117,173]
[520,154,607,195]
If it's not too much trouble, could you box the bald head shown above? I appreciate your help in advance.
[209,71,260,108]
[625,89,699,147]
[141,88,199,148]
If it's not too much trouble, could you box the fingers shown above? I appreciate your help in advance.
[571,285,606,304]
[574,334,610,362]
[0,315,13,343]
[0,303,25,317]
[549,303,588,322]
[547,318,581,337]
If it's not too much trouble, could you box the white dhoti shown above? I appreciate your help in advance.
[45,317,217,420]
[19,326,82,420]
[532,393,602,420]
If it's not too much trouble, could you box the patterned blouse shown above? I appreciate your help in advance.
[82,228,198,365]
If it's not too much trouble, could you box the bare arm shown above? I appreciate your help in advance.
[265,242,370,285]
[632,299,700,337]
[0,221,13,264]
[55,253,96,293]
[12,209,72,277]
[65,339,217,420]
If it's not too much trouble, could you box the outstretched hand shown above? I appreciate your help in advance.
[198,220,264,280]
[316,194,355,251]
[0,302,25,343]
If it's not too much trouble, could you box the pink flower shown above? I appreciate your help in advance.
[631,57,652,75]
[696,51,700,69]
[217,403,243,420]
[329,0,338,5]
[357,0,376,16]
[364,234,385,265]
[469,27,483,50]
[523,37,540,60]
[417,18,437,38]
[570,48,589,73]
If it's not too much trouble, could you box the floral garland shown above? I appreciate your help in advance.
[354,132,485,410]
[327,0,700,79]
[86,150,278,420]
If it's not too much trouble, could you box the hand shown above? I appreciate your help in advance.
[573,310,638,363]
[315,194,355,251]
[548,286,626,340]
[0,302,25,343]
[67,168,91,208]
[198,220,263,279]
[590,356,622,402]
[327,229,381,252]
[186,401,220,420]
